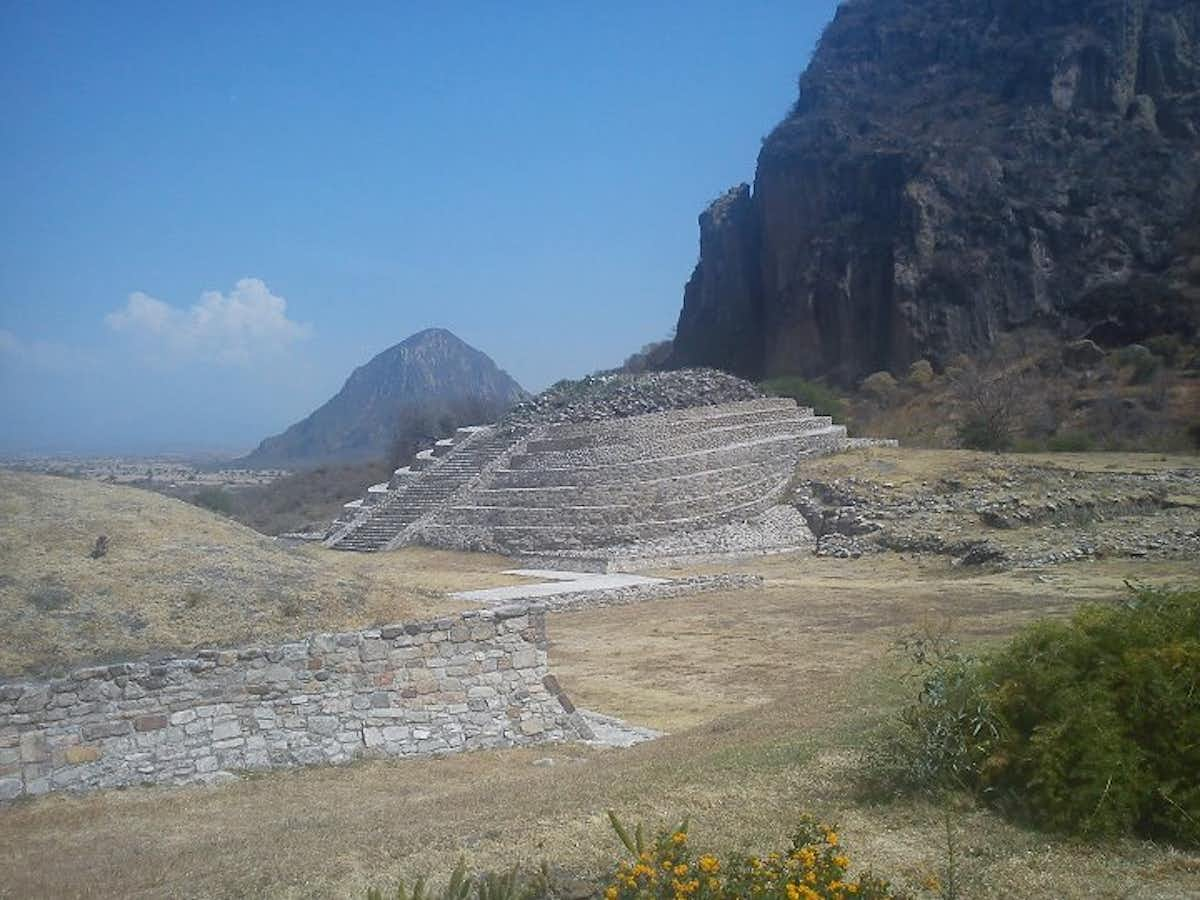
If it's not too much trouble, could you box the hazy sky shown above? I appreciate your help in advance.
[0,1,839,455]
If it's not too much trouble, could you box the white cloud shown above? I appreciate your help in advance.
[105,278,312,365]
[0,329,88,375]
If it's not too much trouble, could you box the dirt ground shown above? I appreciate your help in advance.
[0,472,527,677]
[2,547,1197,899]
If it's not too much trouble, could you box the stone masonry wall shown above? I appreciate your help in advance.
[0,607,586,801]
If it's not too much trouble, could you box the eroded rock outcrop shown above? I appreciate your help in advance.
[671,0,1200,384]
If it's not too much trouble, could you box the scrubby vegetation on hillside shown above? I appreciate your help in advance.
[847,329,1200,452]
[871,584,1200,846]
[183,458,394,536]
[759,376,845,420]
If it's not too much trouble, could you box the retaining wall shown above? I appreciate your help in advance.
[0,608,585,801]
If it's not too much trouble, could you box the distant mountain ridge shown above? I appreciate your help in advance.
[241,328,526,467]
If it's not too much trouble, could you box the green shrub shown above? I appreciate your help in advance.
[1144,334,1184,367]
[872,585,1200,845]
[28,583,72,611]
[1131,355,1163,385]
[193,486,235,516]
[983,586,1200,842]
[955,415,1014,452]
[759,376,845,419]
[859,372,899,405]
[1045,431,1094,452]
[906,359,935,387]
[865,633,999,795]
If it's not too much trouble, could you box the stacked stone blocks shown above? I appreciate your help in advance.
[0,608,584,801]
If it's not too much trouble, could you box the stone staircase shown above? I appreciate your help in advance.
[323,397,882,557]
[324,426,520,552]
[413,398,853,554]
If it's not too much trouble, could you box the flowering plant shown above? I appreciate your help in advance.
[603,813,906,900]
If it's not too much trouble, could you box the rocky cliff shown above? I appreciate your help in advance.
[671,0,1200,385]
[242,328,526,467]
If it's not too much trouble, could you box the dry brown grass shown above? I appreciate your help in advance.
[0,472,527,677]
[2,549,1197,898]
[795,445,1198,490]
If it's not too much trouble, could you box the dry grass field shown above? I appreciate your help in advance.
[2,542,1198,898]
[0,471,528,676]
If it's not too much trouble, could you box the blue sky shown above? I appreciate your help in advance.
[0,1,839,455]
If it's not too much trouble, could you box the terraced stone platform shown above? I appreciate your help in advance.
[325,395,875,559]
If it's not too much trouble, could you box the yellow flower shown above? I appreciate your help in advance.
[674,864,689,877]
[672,831,688,845]
[786,884,802,900]
[826,831,839,847]
[604,888,619,900]
[833,855,850,869]
[698,855,720,874]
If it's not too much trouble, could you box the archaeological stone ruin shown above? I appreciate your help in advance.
[1,369,886,800]
[0,606,587,800]
[325,369,885,565]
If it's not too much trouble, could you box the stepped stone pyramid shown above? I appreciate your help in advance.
[324,370,889,562]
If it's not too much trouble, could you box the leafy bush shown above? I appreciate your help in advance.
[950,368,1025,452]
[906,360,935,387]
[193,486,235,516]
[1132,356,1162,386]
[865,633,999,795]
[760,377,846,419]
[1045,431,1094,452]
[1144,334,1184,367]
[859,372,899,405]
[604,813,904,900]
[873,586,1200,845]
[28,582,72,611]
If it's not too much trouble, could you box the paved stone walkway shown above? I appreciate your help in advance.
[577,709,664,748]
[451,569,668,605]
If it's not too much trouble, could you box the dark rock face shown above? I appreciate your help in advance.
[671,0,1200,385]
[242,329,527,467]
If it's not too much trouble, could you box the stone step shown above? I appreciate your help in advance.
[439,470,790,527]
[523,404,811,453]
[507,416,823,468]
[418,488,788,552]
[472,459,794,508]
[491,432,810,488]
[326,425,518,551]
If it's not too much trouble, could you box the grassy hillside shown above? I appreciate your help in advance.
[182,458,394,536]
[0,472,524,678]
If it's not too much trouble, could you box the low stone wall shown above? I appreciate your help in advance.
[511,573,765,613]
[0,608,587,801]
